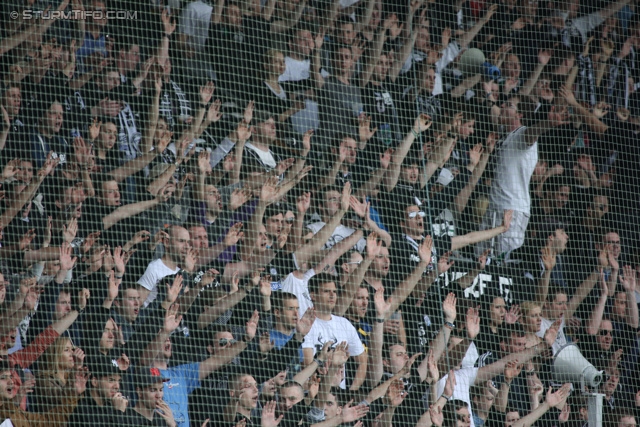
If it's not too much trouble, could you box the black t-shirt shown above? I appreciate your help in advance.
[68,396,125,426]
[120,408,168,426]
[362,79,403,149]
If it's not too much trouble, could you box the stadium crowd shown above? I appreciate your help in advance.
[0,0,639,426]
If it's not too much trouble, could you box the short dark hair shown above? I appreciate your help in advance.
[497,322,526,344]
[382,335,405,360]
[546,284,568,302]
[272,291,298,313]
[308,273,336,295]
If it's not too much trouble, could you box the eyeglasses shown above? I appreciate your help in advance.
[605,241,621,246]
[219,338,237,346]
[345,261,362,265]
[599,329,613,337]
[408,211,426,219]
[285,217,295,224]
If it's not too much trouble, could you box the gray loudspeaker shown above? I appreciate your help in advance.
[458,48,486,77]
[552,343,602,390]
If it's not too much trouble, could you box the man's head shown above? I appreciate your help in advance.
[505,408,521,426]
[335,17,356,46]
[607,409,637,427]
[206,325,236,355]
[372,52,391,83]
[601,230,622,260]
[399,204,425,237]
[601,368,620,397]
[2,84,21,118]
[331,135,358,165]
[91,372,121,403]
[223,2,243,28]
[309,274,338,313]
[166,226,191,263]
[612,289,628,323]
[319,187,342,219]
[289,27,315,59]
[89,0,108,28]
[369,244,390,278]
[331,45,354,76]
[39,99,63,135]
[97,179,121,206]
[136,381,164,409]
[187,224,209,250]
[253,114,277,143]
[338,250,363,277]
[99,67,121,92]
[596,318,614,351]
[229,374,259,410]
[55,289,72,320]
[264,207,285,238]
[382,336,409,375]
[471,383,496,415]
[53,180,84,219]
[116,39,140,74]
[324,391,342,420]
[498,323,527,355]
[442,399,471,427]
[586,194,609,224]
[96,119,118,150]
[204,183,222,215]
[399,151,421,185]
[499,96,528,129]
[114,283,141,323]
[278,381,305,412]
[272,292,299,330]
[543,176,571,211]
[347,285,369,320]
[544,285,568,320]
[99,318,117,352]
[485,295,506,327]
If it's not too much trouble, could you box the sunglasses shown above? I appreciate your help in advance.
[219,338,237,346]
[599,329,612,337]
[344,261,362,265]
[285,217,295,224]
[408,211,426,219]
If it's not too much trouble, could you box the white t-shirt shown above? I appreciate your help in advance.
[306,222,367,252]
[436,367,479,427]
[245,142,277,169]
[280,269,316,317]
[489,126,538,213]
[536,317,567,355]
[138,259,181,307]
[179,1,213,51]
[280,57,311,82]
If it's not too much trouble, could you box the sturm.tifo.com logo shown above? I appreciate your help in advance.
[13,10,138,20]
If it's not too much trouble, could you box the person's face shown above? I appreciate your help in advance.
[60,340,75,370]
[342,251,363,275]
[91,0,108,27]
[3,87,21,118]
[334,48,354,74]
[234,376,259,410]
[490,297,507,326]
[98,122,118,150]
[596,319,613,351]
[588,195,609,220]
[372,54,390,82]
[56,185,84,218]
[0,371,16,400]
[522,306,542,333]
[138,382,164,409]
[255,118,277,141]
[204,185,222,214]
[533,78,554,102]
[603,232,621,259]
[257,224,272,252]
[118,288,140,323]
[502,334,527,354]
[339,137,358,164]
[421,68,436,93]
[168,227,191,262]
[400,164,419,184]
[265,213,284,237]
[283,211,295,234]
[279,386,304,412]
[277,298,299,329]
[457,120,475,139]
[100,318,117,351]
[401,205,425,237]
[94,374,121,401]
[505,411,521,427]
[456,406,471,427]
[503,55,521,79]
[0,274,6,305]
[415,26,431,52]
[291,30,314,57]
[119,44,140,72]
[602,371,619,396]
[613,292,627,320]
[55,291,72,320]
[348,287,369,320]
[385,344,409,375]
[552,186,571,209]
[552,229,569,254]
[475,387,496,413]
[371,246,390,277]
[324,393,341,420]
[520,0,538,17]
[189,226,209,250]
[618,416,637,427]
[153,118,168,143]
[100,181,121,206]
[43,102,63,134]
[312,282,338,312]
[322,190,341,218]
[266,52,286,76]
[162,337,172,359]
[499,98,522,126]
[337,23,356,46]
[211,331,235,354]
[225,4,242,28]
[102,71,120,92]
[546,293,568,320]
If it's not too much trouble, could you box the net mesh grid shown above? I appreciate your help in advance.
[0,0,637,426]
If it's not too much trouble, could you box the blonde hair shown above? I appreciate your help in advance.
[39,336,72,379]
[520,301,541,318]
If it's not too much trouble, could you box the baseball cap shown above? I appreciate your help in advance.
[86,353,122,378]
[133,368,170,388]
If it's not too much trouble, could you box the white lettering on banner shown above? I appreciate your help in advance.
[438,271,515,304]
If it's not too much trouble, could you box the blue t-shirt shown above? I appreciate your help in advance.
[159,363,201,427]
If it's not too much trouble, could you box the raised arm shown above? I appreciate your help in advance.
[383,114,432,191]
[334,232,377,317]
[457,4,497,49]
[586,269,608,335]
[619,265,639,328]
[359,23,388,88]
[388,237,431,314]
[102,191,168,230]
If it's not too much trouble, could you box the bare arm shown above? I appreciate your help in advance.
[109,152,158,183]
[359,27,387,88]
[457,4,497,49]
[350,351,368,390]
[586,272,607,335]
[103,198,161,230]
[565,270,599,320]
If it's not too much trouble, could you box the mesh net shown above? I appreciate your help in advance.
[0,0,638,426]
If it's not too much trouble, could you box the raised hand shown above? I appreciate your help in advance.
[437,252,455,274]
[224,222,244,247]
[358,113,377,142]
[113,246,125,275]
[260,176,280,203]
[296,191,311,214]
[207,99,223,123]
[443,370,456,398]
[505,305,521,324]
[297,307,316,337]
[245,310,259,341]
[62,217,78,243]
[18,229,36,250]
[183,248,198,272]
[501,210,513,233]
[259,331,275,354]
[366,231,383,260]
[200,81,215,106]
[59,242,77,270]
[442,293,457,323]
[349,196,368,218]
[2,158,21,181]
[546,384,571,409]
[466,306,480,340]
[541,246,557,271]
[374,286,391,319]
[165,275,184,305]
[261,401,284,427]
[620,265,636,291]
[229,188,252,211]
[111,392,129,412]
[342,400,370,422]
[340,182,352,212]
[544,316,562,347]
[164,303,183,333]
[504,359,522,382]
[243,101,255,124]
[418,235,433,263]
[429,404,444,427]
[413,113,432,133]
[155,400,177,427]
